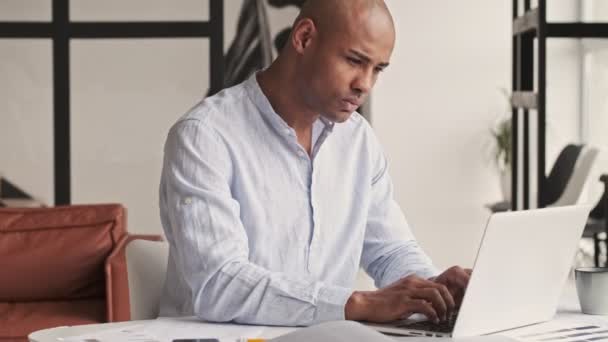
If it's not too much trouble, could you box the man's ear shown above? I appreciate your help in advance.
[291,18,316,54]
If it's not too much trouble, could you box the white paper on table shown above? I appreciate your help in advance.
[269,321,395,342]
[61,324,158,342]
[143,317,266,342]
[268,321,518,342]
[60,317,266,342]
[498,318,608,342]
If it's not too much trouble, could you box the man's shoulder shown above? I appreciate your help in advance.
[174,80,251,130]
[336,111,376,142]
[344,111,366,128]
[332,111,386,166]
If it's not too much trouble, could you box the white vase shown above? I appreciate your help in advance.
[500,168,511,202]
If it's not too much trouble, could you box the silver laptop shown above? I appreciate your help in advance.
[367,205,591,338]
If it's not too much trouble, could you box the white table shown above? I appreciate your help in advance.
[29,318,298,342]
[29,279,607,342]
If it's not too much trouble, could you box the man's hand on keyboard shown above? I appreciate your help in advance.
[429,266,472,306]
[345,274,455,323]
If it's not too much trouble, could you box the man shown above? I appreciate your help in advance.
[159,0,471,326]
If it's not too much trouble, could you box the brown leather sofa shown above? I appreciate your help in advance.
[0,204,144,342]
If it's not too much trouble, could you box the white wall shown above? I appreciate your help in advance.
[0,40,53,204]
[373,0,592,271]
[69,39,209,233]
[373,1,511,270]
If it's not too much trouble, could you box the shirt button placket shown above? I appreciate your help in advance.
[307,166,321,274]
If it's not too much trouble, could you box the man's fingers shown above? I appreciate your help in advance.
[443,267,471,292]
[454,290,466,307]
[402,299,439,323]
[455,269,472,306]
[431,282,456,314]
[453,267,471,290]
[411,288,448,321]
[400,274,427,288]
[413,276,456,317]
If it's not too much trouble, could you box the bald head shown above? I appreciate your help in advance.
[263,0,395,123]
[295,0,395,44]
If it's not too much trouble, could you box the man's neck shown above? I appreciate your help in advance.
[257,62,319,155]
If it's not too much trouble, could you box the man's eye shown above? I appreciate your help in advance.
[347,57,362,65]
[374,67,384,74]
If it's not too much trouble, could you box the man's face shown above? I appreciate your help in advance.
[299,9,395,123]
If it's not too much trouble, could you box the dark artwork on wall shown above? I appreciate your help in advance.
[222,0,304,89]
[270,0,308,51]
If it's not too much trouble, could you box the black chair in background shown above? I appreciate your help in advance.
[488,143,605,266]
[543,145,606,267]
[486,144,585,213]
[543,144,584,206]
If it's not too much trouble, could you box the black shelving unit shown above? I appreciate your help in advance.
[0,0,225,205]
[511,0,608,210]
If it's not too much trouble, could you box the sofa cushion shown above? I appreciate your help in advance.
[0,204,126,301]
[0,299,106,341]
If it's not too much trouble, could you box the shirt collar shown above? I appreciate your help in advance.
[318,116,335,133]
[245,72,335,136]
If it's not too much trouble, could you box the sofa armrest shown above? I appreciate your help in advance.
[105,233,163,322]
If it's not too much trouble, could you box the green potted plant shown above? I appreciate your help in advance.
[491,89,512,202]
[492,117,512,201]
[492,118,512,171]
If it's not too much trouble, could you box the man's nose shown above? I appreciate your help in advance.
[352,70,374,96]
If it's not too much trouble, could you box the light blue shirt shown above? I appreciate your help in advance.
[158,73,438,326]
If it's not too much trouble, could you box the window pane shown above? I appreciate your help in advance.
[0,39,53,205]
[71,39,209,235]
[70,0,208,22]
[545,40,583,166]
[546,0,580,22]
[583,0,608,22]
[0,0,51,21]
[586,49,608,171]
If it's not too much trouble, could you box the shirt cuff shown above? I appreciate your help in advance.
[379,265,440,288]
[418,266,441,281]
[313,284,353,324]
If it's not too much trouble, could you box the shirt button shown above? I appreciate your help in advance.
[183,197,193,205]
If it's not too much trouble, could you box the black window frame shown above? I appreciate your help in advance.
[0,0,225,205]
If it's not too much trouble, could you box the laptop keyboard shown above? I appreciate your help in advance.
[397,310,459,333]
